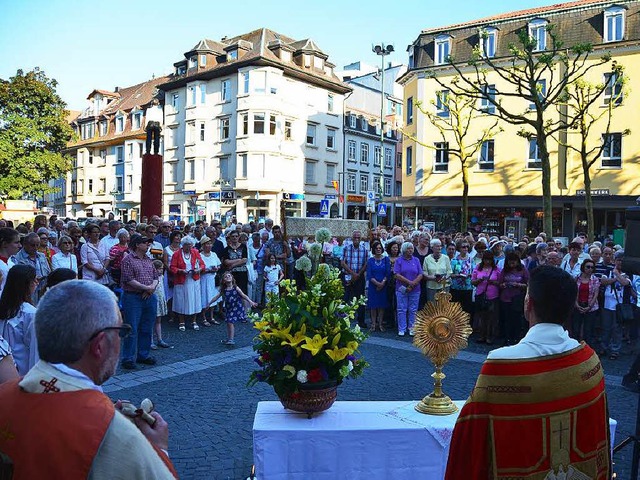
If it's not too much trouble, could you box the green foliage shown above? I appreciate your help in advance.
[0,68,74,199]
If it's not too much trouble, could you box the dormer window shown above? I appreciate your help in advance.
[189,56,197,68]
[528,19,548,52]
[200,54,207,66]
[408,46,415,69]
[604,7,625,42]
[115,115,124,133]
[99,120,107,136]
[479,27,497,58]
[304,55,312,67]
[361,117,368,131]
[177,65,186,75]
[313,56,323,69]
[349,114,356,128]
[434,35,451,65]
[281,50,291,62]
[132,112,142,130]
[228,49,238,61]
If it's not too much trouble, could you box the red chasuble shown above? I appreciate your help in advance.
[445,343,610,480]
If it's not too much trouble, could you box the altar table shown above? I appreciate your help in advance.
[253,400,617,480]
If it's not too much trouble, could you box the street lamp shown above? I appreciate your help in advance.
[372,43,394,212]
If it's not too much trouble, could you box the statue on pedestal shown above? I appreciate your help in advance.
[145,98,163,155]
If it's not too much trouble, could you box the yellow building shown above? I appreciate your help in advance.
[398,0,640,239]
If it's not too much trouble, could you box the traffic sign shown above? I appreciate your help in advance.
[208,192,220,200]
[366,191,375,201]
[377,203,387,217]
[324,194,337,200]
[320,199,329,216]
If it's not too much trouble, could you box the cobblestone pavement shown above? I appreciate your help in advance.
[106,319,639,479]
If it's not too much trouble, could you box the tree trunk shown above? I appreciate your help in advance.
[538,136,553,236]
[461,162,469,232]
[583,159,595,243]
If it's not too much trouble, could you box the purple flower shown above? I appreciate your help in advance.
[255,372,266,381]
[347,355,356,362]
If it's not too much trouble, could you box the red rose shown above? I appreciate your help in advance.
[307,369,323,383]
[262,352,271,361]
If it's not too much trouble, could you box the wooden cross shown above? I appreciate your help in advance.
[39,378,60,393]
[552,421,570,449]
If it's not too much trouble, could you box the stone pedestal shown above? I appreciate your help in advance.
[141,153,162,219]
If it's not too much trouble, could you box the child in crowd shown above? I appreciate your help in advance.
[263,254,284,302]
[208,272,257,346]
[151,260,171,349]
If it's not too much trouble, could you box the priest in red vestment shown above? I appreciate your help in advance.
[445,266,610,480]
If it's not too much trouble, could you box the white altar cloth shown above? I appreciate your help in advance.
[253,400,617,480]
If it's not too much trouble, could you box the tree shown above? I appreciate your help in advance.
[407,90,501,231]
[561,71,628,242]
[431,25,618,235]
[0,68,74,200]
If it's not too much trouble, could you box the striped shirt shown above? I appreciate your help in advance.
[342,242,368,273]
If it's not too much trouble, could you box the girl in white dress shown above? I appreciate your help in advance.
[151,260,171,349]
[198,236,221,326]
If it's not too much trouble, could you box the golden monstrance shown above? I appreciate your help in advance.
[413,291,473,415]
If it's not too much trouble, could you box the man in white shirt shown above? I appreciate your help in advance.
[259,218,274,240]
[98,220,121,259]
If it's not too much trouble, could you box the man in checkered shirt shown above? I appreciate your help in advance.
[341,230,368,328]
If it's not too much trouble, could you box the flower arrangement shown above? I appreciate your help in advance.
[249,263,368,397]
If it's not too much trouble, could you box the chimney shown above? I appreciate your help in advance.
[114,86,119,93]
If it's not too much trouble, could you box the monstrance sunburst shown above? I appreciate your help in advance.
[413,290,473,415]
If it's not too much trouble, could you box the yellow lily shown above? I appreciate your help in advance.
[259,323,292,340]
[253,320,270,331]
[281,324,307,355]
[346,341,359,354]
[301,334,328,356]
[325,346,350,363]
[331,333,341,347]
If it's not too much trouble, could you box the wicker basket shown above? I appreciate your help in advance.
[279,383,338,418]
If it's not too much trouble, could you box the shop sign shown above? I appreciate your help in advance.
[347,195,365,203]
[221,191,236,200]
[283,193,304,201]
[575,189,610,196]
[221,199,236,206]
[182,190,196,195]
[208,192,220,200]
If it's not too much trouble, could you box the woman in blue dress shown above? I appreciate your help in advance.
[366,241,391,332]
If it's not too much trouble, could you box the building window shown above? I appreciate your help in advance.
[219,156,230,180]
[408,47,415,69]
[406,146,413,175]
[360,143,369,164]
[199,122,205,142]
[115,176,123,193]
[374,146,381,167]
[528,138,542,169]
[604,7,625,43]
[242,72,250,94]
[172,93,179,112]
[326,164,336,186]
[373,175,381,194]
[186,122,196,144]
[176,65,186,75]
[360,174,368,193]
[220,117,230,140]
[270,114,277,135]
[407,97,413,124]
[200,54,207,66]
[528,19,547,52]
[384,177,392,196]
[284,120,292,140]
[434,35,451,65]
[187,86,196,107]
[127,174,133,192]
[189,56,197,68]
[478,140,495,171]
[327,128,336,149]
[253,71,266,94]
[384,148,392,168]
[221,79,231,101]
[327,94,334,113]
[395,181,402,196]
[241,113,248,135]
[254,113,265,134]
[348,140,356,161]
[306,123,317,146]
[480,84,497,114]
[349,114,357,128]
[88,150,94,164]
[479,27,497,58]
[115,116,124,133]
[240,154,248,177]
[434,142,449,172]
[127,144,133,160]
[99,149,107,161]
[199,84,206,104]
[396,152,402,168]
[436,90,449,117]
[87,179,94,193]
[347,173,356,192]
[186,159,195,181]
[116,146,124,163]
[601,133,622,167]
[305,161,316,184]
[228,49,238,61]
[604,72,623,105]
[361,117,368,131]
[529,80,547,109]
[132,112,142,130]
[99,120,107,136]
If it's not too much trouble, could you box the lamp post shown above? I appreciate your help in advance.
[373,43,394,223]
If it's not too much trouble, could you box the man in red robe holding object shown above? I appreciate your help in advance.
[445,266,610,479]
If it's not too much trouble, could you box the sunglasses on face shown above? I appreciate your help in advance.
[88,324,132,341]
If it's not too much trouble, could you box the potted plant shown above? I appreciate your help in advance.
[249,263,368,416]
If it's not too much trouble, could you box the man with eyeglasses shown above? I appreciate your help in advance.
[155,221,173,249]
[14,232,51,304]
[0,280,177,479]
[120,235,160,370]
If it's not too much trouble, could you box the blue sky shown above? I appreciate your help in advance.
[0,0,553,110]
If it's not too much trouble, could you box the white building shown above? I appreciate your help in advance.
[340,63,406,223]
[158,29,351,223]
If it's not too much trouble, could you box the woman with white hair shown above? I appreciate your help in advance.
[393,242,423,336]
[51,235,78,273]
[105,228,130,285]
[170,236,204,331]
[422,238,452,303]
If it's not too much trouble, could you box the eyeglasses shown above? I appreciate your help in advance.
[584,266,595,270]
[460,245,469,249]
[88,324,132,341]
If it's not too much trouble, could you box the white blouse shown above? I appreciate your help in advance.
[0,302,38,376]
[51,252,78,273]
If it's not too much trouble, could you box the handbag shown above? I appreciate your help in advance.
[613,283,636,324]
